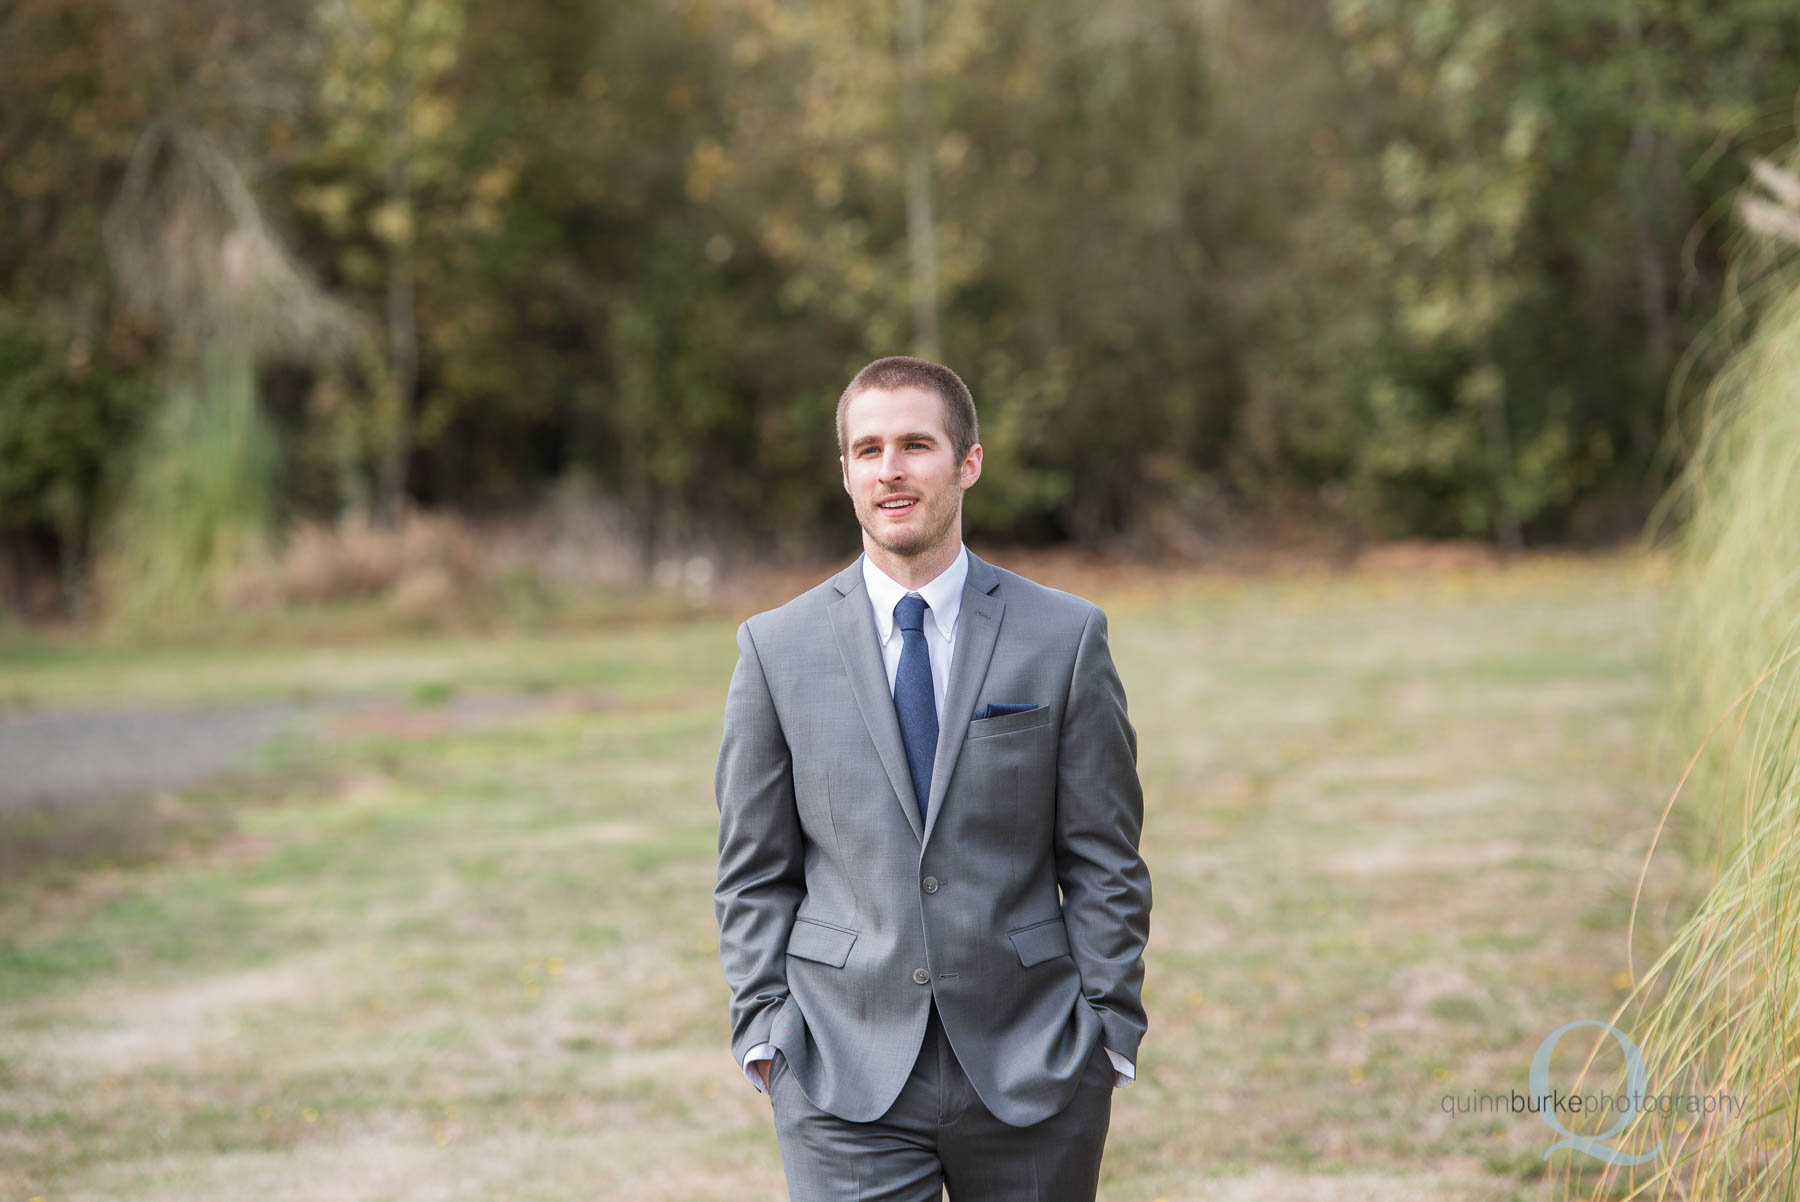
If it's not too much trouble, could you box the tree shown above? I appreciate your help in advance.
[300,0,466,523]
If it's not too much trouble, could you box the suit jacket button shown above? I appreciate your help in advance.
[912,968,931,985]
[922,876,939,893]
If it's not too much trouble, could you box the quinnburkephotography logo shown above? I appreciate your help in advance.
[1438,1020,1744,1168]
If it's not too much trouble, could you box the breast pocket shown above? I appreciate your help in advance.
[967,705,1054,740]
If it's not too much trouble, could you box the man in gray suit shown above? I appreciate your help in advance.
[714,355,1152,1200]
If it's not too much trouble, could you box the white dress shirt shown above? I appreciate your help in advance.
[861,541,968,713]
[742,543,1135,1092]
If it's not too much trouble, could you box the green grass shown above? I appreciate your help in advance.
[0,553,1684,1200]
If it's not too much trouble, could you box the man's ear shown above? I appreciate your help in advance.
[840,455,850,494]
[960,443,983,490]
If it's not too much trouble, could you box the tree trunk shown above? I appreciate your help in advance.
[377,0,419,528]
[897,0,939,360]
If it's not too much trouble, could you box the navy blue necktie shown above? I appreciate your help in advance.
[892,593,937,827]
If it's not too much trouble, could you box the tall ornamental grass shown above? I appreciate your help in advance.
[99,339,277,628]
[1590,238,1800,1199]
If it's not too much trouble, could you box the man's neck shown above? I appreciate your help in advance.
[863,532,962,591]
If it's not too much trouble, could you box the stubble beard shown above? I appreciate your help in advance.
[857,488,960,560]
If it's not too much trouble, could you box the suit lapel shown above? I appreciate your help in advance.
[922,551,1003,849]
[828,557,925,844]
[826,548,1006,851]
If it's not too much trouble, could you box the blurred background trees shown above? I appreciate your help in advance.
[4,0,1800,618]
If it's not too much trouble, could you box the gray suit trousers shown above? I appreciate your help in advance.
[769,998,1113,1201]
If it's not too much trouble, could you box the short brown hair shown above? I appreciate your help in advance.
[836,356,980,463]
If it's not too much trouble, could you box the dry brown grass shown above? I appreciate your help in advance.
[226,491,646,610]
[0,552,1676,1200]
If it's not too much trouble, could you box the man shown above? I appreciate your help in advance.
[713,355,1152,1200]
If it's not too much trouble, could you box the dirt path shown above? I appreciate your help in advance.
[0,689,572,810]
[0,700,318,810]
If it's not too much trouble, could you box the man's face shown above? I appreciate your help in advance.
[840,385,981,560]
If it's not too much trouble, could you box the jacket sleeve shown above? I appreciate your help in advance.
[1054,604,1152,1065]
[714,619,807,1066]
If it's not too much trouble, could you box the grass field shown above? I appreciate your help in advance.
[0,551,1689,1200]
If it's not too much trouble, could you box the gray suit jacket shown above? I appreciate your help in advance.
[713,548,1151,1127]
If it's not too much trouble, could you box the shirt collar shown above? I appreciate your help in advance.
[864,543,968,644]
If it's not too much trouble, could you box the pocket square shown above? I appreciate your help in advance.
[974,702,1041,720]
